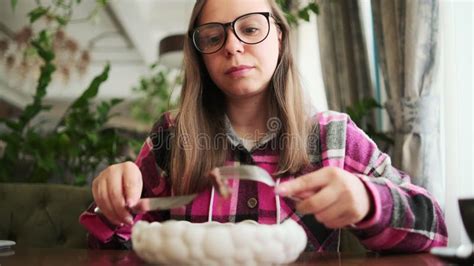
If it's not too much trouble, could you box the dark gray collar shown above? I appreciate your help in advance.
[224,115,278,152]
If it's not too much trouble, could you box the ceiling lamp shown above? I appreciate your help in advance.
[158,34,185,69]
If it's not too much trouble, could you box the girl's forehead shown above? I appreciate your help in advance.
[198,0,271,24]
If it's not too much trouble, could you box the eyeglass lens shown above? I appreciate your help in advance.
[193,13,270,54]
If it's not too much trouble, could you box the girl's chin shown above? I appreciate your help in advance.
[219,81,270,98]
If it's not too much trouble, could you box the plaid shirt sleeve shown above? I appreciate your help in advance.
[79,115,172,249]
[320,111,448,252]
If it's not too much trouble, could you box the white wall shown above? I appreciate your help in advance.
[439,0,474,247]
[295,12,328,113]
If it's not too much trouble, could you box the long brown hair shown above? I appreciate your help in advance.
[169,0,310,195]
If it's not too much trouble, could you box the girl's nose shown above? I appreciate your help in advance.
[223,28,244,55]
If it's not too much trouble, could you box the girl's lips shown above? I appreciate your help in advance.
[225,65,255,77]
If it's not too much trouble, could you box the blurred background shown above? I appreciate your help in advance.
[0,0,472,249]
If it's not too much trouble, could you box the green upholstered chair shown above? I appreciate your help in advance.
[0,183,93,248]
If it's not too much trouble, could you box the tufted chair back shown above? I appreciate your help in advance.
[0,183,92,248]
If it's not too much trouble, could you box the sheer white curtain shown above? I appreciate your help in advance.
[439,0,474,247]
[358,0,473,247]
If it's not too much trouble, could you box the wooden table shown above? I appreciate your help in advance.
[0,248,448,266]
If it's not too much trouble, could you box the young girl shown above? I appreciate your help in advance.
[80,0,447,252]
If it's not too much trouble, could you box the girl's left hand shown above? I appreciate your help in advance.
[275,167,373,229]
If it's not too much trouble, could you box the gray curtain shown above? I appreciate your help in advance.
[316,0,373,111]
[371,0,443,204]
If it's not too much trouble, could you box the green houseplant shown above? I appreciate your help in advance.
[0,0,132,186]
[131,64,181,126]
[346,98,394,150]
[277,0,319,25]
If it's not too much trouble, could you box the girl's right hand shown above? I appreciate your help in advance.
[92,161,143,226]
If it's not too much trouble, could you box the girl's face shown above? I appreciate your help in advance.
[197,0,281,100]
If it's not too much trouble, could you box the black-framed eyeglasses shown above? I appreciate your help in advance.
[190,12,272,54]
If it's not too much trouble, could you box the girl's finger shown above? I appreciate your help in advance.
[295,186,339,214]
[275,171,328,197]
[313,200,349,226]
[97,180,123,226]
[122,162,143,207]
[311,186,339,213]
[106,171,133,225]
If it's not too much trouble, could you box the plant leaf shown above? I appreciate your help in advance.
[308,3,319,14]
[10,0,18,11]
[97,0,108,6]
[55,16,68,25]
[362,98,382,109]
[298,9,310,22]
[4,120,20,131]
[31,31,54,61]
[70,63,110,109]
[286,13,298,26]
[110,98,123,106]
[28,7,49,23]
[74,174,87,186]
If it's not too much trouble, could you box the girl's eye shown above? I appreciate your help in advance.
[244,27,259,34]
[206,36,222,45]
[200,34,221,47]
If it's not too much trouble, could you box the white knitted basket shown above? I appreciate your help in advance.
[132,219,307,266]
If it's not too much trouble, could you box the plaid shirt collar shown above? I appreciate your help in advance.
[224,115,279,152]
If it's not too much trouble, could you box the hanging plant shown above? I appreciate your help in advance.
[276,0,319,26]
